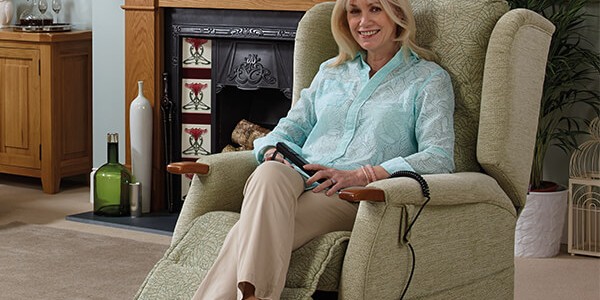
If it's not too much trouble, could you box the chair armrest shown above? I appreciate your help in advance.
[340,172,517,299]
[172,151,258,243]
[343,172,515,212]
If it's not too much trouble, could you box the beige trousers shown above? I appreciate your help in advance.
[191,161,358,300]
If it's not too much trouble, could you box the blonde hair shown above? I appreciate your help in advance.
[330,0,435,66]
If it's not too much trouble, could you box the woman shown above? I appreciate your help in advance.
[193,0,454,299]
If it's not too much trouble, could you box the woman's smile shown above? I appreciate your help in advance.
[359,29,380,37]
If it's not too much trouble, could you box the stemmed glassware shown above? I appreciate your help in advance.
[37,0,49,24]
[52,0,62,24]
[38,0,47,14]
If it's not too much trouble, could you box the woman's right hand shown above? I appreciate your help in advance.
[263,147,291,166]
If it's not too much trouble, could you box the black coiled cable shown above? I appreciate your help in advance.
[389,171,431,299]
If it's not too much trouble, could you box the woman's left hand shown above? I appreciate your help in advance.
[304,164,368,196]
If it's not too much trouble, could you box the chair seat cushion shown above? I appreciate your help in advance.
[135,211,351,300]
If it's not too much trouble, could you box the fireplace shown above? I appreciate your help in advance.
[162,8,305,212]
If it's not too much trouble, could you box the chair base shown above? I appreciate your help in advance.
[135,211,351,300]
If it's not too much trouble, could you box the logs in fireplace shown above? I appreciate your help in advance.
[162,8,305,211]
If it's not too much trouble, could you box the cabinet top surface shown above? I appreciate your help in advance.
[0,29,92,43]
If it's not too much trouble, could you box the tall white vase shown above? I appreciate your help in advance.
[130,81,153,213]
[0,0,14,27]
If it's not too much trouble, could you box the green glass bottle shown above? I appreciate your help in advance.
[94,133,133,216]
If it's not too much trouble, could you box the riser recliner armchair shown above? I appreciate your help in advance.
[135,0,554,299]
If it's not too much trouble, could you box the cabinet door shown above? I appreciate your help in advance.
[0,47,41,170]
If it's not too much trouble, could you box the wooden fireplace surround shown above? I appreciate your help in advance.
[122,0,329,211]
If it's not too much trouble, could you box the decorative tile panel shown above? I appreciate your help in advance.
[182,38,212,69]
[180,37,214,201]
[181,79,212,113]
[181,124,211,159]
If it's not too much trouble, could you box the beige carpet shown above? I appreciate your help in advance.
[0,222,168,300]
[515,253,600,300]
[1,174,599,299]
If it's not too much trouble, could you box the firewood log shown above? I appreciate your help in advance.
[231,119,271,149]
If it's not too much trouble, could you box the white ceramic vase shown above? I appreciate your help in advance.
[0,0,13,27]
[130,81,153,213]
[515,188,568,257]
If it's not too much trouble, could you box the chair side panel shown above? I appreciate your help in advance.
[479,9,555,209]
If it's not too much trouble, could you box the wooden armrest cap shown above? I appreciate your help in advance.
[167,161,210,175]
[339,187,385,202]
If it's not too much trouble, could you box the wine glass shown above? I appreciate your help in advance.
[38,0,48,14]
[51,0,61,24]
[38,0,48,24]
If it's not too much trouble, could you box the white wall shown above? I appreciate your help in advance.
[91,0,125,168]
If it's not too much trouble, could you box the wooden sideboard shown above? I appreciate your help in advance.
[0,29,92,193]
[122,0,330,211]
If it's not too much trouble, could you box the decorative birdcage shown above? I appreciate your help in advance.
[568,117,600,257]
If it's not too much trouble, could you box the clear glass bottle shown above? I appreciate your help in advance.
[93,133,133,216]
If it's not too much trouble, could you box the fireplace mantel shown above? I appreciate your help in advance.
[122,0,330,211]
[157,0,328,11]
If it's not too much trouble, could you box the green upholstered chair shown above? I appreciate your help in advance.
[135,1,555,299]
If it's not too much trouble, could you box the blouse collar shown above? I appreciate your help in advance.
[356,46,419,69]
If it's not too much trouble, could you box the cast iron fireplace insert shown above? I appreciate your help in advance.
[162,8,305,212]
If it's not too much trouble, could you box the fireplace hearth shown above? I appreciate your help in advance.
[162,8,305,211]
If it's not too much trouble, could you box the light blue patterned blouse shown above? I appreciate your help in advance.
[253,48,455,175]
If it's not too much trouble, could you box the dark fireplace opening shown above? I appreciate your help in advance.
[215,87,291,152]
[162,8,304,211]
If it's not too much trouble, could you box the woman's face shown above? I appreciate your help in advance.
[346,0,398,58]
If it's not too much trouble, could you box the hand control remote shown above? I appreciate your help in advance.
[275,142,325,183]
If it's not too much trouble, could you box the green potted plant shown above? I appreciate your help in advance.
[509,0,600,191]
[508,0,600,257]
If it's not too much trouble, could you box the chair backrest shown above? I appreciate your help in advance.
[292,3,338,106]
[411,0,508,173]
[294,0,554,208]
